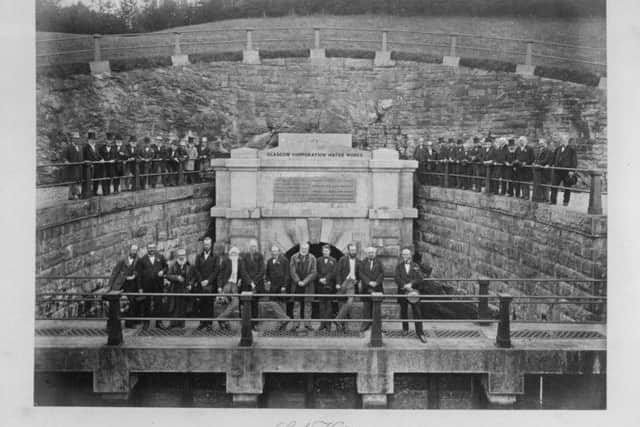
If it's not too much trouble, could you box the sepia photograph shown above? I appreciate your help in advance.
[25,0,617,415]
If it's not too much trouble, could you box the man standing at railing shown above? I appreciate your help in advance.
[314,244,337,332]
[334,243,360,333]
[186,134,199,184]
[289,242,317,331]
[487,137,505,195]
[452,139,465,189]
[194,237,220,330]
[216,246,251,331]
[436,137,447,187]
[359,246,384,333]
[82,130,102,197]
[98,133,117,196]
[197,137,210,181]
[242,239,265,331]
[534,138,554,202]
[265,245,292,332]
[550,133,578,206]
[63,131,83,200]
[136,243,169,330]
[395,247,427,343]
[461,140,473,190]
[166,248,196,329]
[515,136,535,200]
[125,135,137,190]
[503,139,517,197]
[470,137,483,192]
[106,244,139,341]
[413,137,428,185]
[113,134,129,194]
[136,137,154,190]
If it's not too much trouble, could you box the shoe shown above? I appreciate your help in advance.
[277,322,289,332]
[417,333,428,343]
[562,201,569,206]
[360,325,371,333]
[401,330,409,336]
[156,322,167,330]
[197,322,207,330]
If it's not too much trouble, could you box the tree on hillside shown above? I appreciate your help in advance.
[119,0,139,29]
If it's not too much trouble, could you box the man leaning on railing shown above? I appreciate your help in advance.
[62,131,83,200]
[106,244,139,344]
[550,133,578,206]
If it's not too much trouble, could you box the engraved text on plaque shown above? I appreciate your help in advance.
[274,177,356,203]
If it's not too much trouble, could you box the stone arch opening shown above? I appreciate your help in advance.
[284,242,344,261]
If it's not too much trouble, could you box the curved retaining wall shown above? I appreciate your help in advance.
[414,186,607,321]
[36,183,214,293]
[37,59,606,169]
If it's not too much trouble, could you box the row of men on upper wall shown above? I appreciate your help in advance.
[60,130,222,200]
[409,133,578,206]
[106,238,432,345]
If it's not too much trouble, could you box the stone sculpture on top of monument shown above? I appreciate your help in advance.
[210,133,418,274]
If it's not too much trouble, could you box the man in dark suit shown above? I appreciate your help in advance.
[289,242,317,331]
[136,243,169,329]
[265,245,292,331]
[314,244,337,332]
[112,134,130,193]
[63,131,83,200]
[470,137,483,191]
[166,248,197,328]
[82,130,102,197]
[550,134,578,206]
[242,239,265,329]
[136,137,155,189]
[197,137,211,181]
[394,247,427,343]
[359,246,384,332]
[193,237,219,330]
[503,139,518,197]
[98,133,117,196]
[452,139,465,188]
[533,138,554,202]
[515,136,535,200]
[436,137,447,187]
[334,243,360,332]
[106,244,139,343]
[125,135,137,190]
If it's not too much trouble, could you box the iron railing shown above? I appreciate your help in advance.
[416,160,606,215]
[35,275,606,347]
[36,27,606,75]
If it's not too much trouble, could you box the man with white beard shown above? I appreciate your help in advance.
[215,247,250,330]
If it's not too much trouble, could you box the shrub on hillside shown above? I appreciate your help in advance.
[110,56,172,72]
[459,57,517,73]
[325,49,375,59]
[189,51,243,63]
[36,62,91,78]
[534,65,601,86]
[259,49,310,59]
[391,51,443,64]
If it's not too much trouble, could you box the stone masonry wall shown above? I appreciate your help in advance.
[414,186,607,321]
[37,59,606,169]
[36,183,214,294]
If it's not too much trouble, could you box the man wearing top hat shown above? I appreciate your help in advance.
[533,138,554,202]
[136,136,155,189]
[113,134,130,193]
[63,131,83,200]
[503,138,518,196]
[197,137,210,181]
[515,136,535,199]
[98,133,117,196]
[470,136,483,191]
[125,135,137,190]
[550,133,578,206]
[82,130,102,197]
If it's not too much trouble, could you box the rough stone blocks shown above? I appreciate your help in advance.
[89,60,111,75]
[242,49,260,65]
[374,51,396,67]
[171,54,190,66]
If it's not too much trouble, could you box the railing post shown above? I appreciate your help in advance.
[93,34,102,62]
[105,291,123,346]
[178,160,184,186]
[531,166,541,201]
[314,27,320,49]
[369,292,383,348]
[449,35,457,57]
[173,31,182,56]
[133,160,139,191]
[443,161,449,188]
[381,30,388,52]
[525,41,533,66]
[588,171,603,215]
[496,293,512,348]
[485,164,491,194]
[83,161,92,198]
[239,292,253,347]
[246,29,253,50]
[477,280,490,324]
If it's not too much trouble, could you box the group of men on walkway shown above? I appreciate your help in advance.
[107,239,432,344]
[62,130,216,200]
[412,133,578,206]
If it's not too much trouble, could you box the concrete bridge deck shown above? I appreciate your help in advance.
[35,320,605,407]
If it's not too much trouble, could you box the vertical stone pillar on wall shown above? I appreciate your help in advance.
[357,350,393,409]
[89,34,111,75]
[242,28,261,64]
[171,31,190,66]
[227,349,263,408]
[481,352,525,408]
[374,30,395,67]
[93,347,136,401]
[516,41,536,76]
[443,35,460,67]
[310,27,326,63]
